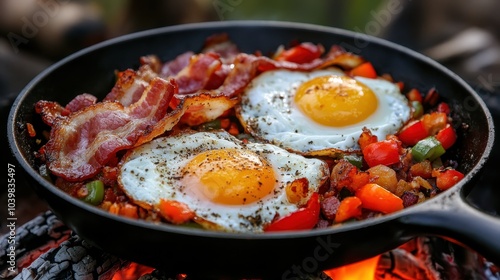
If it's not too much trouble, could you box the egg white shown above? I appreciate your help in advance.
[237,68,411,155]
[118,130,329,232]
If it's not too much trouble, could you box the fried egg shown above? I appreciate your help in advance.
[237,68,411,155]
[118,130,328,232]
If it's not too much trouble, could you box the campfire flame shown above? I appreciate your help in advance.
[110,256,383,280]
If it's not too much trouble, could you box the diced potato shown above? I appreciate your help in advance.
[368,165,398,193]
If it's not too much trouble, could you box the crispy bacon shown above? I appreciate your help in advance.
[105,60,160,106]
[104,69,149,106]
[44,77,179,181]
[323,45,366,69]
[176,93,239,126]
[201,33,240,63]
[162,53,230,95]
[209,53,259,97]
[35,100,68,127]
[174,52,224,94]
[205,64,231,90]
[160,51,194,78]
[140,55,162,74]
[65,93,98,112]
[159,33,238,90]
[35,93,96,127]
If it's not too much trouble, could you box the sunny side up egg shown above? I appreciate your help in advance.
[237,68,411,156]
[118,131,329,232]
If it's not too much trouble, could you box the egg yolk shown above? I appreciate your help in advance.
[294,75,378,126]
[182,148,276,205]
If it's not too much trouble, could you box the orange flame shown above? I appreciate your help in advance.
[114,256,381,280]
[323,255,381,280]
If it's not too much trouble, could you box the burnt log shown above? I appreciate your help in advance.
[0,211,128,279]
[15,235,128,280]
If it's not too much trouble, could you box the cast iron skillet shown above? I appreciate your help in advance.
[8,21,499,278]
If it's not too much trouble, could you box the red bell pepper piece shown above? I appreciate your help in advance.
[396,81,405,91]
[335,196,362,223]
[26,122,36,137]
[274,43,323,64]
[119,203,139,219]
[406,88,423,103]
[423,87,440,107]
[265,193,320,232]
[362,140,400,167]
[435,169,465,190]
[435,124,457,150]
[349,62,377,79]
[355,183,403,214]
[437,102,451,115]
[159,199,195,225]
[397,120,428,146]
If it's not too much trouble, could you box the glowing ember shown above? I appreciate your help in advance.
[323,255,381,280]
[112,263,155,280]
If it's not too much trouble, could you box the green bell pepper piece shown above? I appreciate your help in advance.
[82,180,105,205]
[411,136,445,162]
[411,101,423,119]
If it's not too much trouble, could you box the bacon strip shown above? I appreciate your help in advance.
[174,52,224,95]
[201,33,240,63]
[65,93,98,112]
[140,55,162,74]
[35,93,97,127]
[176,94,239,126]
[104,56,161,106]
[110,52,226,105]
[104,69,149,106]
[158,34,239,91]
[44,77,179,181]
[160,51,194,78]
[35,100,68,127]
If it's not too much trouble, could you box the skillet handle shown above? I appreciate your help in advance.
[398,189,500,266]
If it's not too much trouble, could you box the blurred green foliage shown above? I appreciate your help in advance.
[221,0,384,31]
[94,0,385,32]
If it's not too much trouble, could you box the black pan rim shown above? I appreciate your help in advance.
[7,20,495,240]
